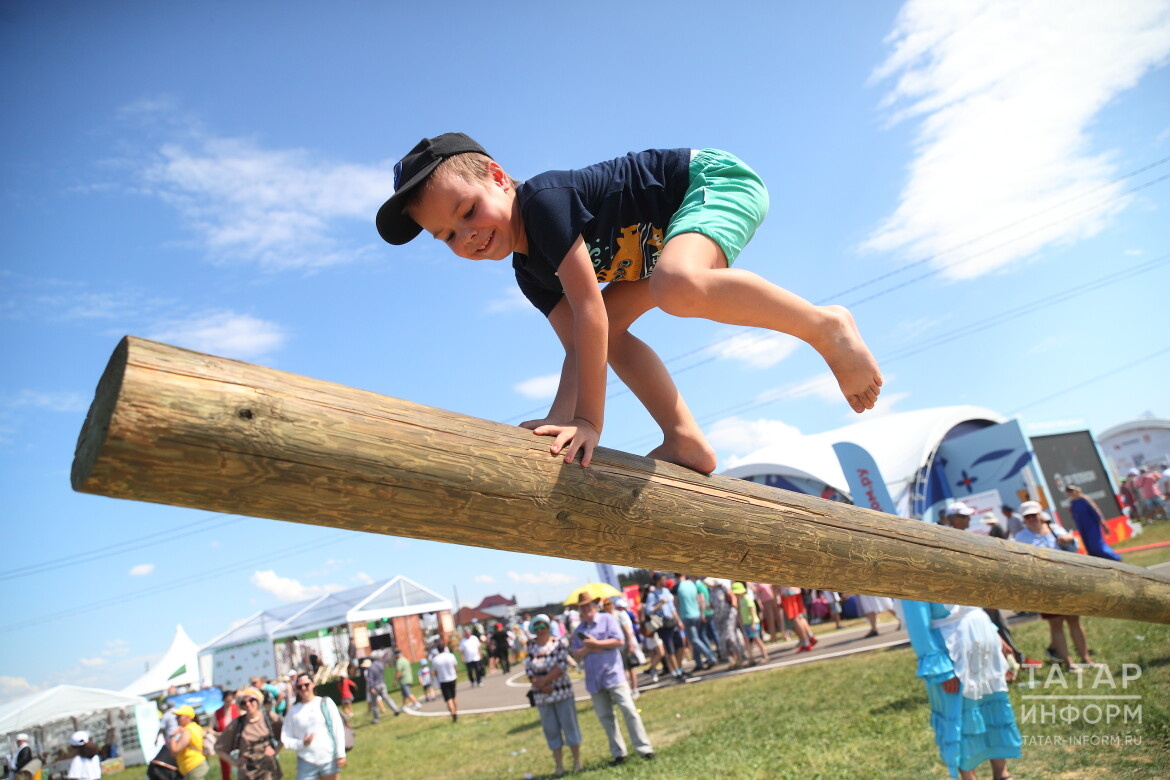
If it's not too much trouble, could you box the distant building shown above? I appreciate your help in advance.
[453,606,496,627]
[1098,418,1170,476]
[474,594,518,619]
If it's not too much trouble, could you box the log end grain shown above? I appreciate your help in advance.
[72,336,130,492]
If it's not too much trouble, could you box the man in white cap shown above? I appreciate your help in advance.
[7,734,34,780]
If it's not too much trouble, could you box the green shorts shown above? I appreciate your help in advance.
[664,148,769,265]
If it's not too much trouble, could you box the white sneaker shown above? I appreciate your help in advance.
[650,672,659,684]
[632,690,641,700]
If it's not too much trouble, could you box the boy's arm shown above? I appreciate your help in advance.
[530,237,607,467]
[519,301,577,429]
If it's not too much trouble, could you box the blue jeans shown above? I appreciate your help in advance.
[537,696,582,751]
[683,617,717,665]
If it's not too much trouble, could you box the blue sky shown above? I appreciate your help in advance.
[2,0,1168,699]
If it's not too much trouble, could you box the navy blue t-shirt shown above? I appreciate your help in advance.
[512,148,691,315]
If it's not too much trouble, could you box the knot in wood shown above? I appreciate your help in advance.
[556,510,571,523]
[237,408,254,420]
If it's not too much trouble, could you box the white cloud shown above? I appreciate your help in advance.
[514,374,561,400]
[351,571,374,585]
[866,0,1170,278]
[128,563,155,577]
[0,676,38,703]
[103,639,130,658]
[707,417,806,457]
[79,656,107,668]
[125,108,391,270]
[250,570,344,602]
[147,311,286,361]
[5,390,89,413]
[485,287,533,314]
[506,571,576,586]
[473,574,496,584]
[755,372,843,406]
[1026,336,1065,355]
[706,331,800,369]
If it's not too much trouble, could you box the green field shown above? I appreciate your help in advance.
[123,527,1170,779]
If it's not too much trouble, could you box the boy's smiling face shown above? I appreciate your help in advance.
[409,161,526,260]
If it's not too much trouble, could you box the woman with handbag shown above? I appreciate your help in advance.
[215,687,283,780]
[525,614,583,776]
[1014,501,1097,667]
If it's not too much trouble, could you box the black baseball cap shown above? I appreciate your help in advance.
[376,132,491,245]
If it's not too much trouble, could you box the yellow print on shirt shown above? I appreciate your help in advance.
[595,223,666,282]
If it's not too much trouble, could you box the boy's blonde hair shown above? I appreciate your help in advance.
[404,152,518,216]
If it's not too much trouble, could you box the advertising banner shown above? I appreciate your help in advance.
[832,441,896,514]
[933,420,1033,524]
[1029,430,1123,523]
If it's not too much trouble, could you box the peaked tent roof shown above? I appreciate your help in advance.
[0,685,150,735]
[120,624,201,697]
[203,575,451,652]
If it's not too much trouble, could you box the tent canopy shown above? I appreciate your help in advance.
[722,405,1005,516]
[203,575,451,651]
[0,685,148,735]
[120,624,201,697]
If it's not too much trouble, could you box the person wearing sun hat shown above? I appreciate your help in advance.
[168,705,208,779]
[1013,501,1096,668]
[570,590,654,764]
[67,730,102,779]
[214,687,283,780]
[525,613,583,775]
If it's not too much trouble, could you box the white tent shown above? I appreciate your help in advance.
[722,405,1006,517]
[202,575,451,689]
[0,685,158,767]
[120,624,202,698]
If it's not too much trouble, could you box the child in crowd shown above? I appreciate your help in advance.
[418,659,436,702]
[377,134,882,473]
[732,582,769,665]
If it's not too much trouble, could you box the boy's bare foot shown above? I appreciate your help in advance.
[813,305,883,413]
[647,435,717,475]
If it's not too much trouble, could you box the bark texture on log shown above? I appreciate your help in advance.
[73,337,1170,623]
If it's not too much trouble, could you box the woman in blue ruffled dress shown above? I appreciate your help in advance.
[901,601,1022,780]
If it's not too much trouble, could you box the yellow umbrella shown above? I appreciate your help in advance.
[563,582,623,606]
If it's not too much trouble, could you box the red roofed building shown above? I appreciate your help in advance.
[474,594,518,619]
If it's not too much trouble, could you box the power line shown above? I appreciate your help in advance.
[0,515,242,582]
[1010,347,1170,415]
[0,530,352,634]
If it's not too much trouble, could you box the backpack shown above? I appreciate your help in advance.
[146,745,180,780]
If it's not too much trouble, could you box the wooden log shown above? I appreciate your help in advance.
[72,336,1170,624]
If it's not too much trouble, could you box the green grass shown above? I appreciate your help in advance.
[117,540,1169,779]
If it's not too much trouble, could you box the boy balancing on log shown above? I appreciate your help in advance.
[376,133,881,474]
